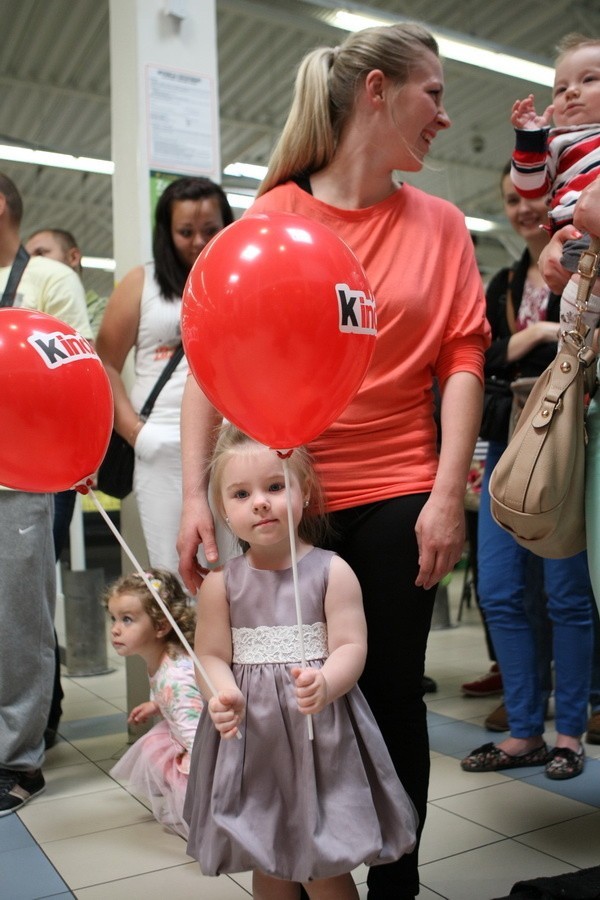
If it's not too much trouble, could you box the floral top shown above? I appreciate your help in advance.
[150,653,204,773]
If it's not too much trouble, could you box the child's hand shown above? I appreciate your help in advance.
[208,689,245,739]
[128,701,159,725]
[291,666,329,715]
[511,94,554,130]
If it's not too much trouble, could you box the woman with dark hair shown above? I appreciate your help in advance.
[97,177,233,575]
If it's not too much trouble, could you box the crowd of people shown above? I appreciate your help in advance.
[1,22,600,900]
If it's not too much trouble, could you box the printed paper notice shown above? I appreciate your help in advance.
[146,65,215,174]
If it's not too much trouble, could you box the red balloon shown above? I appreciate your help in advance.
[0,308,113,492]
[182,212,377,447]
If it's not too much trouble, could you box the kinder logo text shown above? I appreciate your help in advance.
[336,284,377,335]
[27,331,97,369]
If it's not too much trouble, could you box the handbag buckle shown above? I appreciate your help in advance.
[577,247,600,280]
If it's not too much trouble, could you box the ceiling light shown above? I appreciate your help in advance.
[81,256,116,272]
[329,10,554,87]
[465,216,498,233]
[226,191,256,209]
[0,143,114,175]
[224,162,268,181]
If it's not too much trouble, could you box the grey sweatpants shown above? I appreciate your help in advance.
[0,491,55,771]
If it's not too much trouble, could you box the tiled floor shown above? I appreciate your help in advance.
[3,574,600,900]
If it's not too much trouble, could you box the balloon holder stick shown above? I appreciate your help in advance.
[281,454,314,741]
[86,487,242,739]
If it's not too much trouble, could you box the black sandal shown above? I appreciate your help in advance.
[461,741,548,772]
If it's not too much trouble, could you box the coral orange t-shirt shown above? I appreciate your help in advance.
[249,182,490,512]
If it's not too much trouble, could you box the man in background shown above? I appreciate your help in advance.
[25,227,108,749]
[0,174,92,814]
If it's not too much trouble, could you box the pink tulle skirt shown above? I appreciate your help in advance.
[111,720,189,838]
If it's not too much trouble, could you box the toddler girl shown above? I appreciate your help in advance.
[107,568,203,838]
[184,425,417,900]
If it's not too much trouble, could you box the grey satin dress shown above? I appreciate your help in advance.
[184,547,417,882]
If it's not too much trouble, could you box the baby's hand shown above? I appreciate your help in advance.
[511,94,554,130]
[128,701,158,725]
[291,666,328,715]
[208,689,245,739]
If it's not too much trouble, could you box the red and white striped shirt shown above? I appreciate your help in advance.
[511,123,600,230]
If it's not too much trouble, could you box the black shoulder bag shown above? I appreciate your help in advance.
[96,343,185,499]
[0,245,30,308]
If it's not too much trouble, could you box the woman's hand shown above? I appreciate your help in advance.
[573,179,600,238]
[539,225,581,293]
[177,494,219,593]
[415,493,465,590]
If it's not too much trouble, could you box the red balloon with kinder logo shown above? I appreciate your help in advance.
[181,212,377,448]
[0,308,113,492]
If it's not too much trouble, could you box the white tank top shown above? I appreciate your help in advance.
[129,262,188,426]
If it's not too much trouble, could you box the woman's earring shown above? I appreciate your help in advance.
[225,516,230,523]
[303,500,309,508]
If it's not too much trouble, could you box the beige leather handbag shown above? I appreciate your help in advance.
[489,237,600,559]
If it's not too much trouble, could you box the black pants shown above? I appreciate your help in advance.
[325,494,435,899]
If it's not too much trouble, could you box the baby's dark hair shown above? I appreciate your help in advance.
[104,567,195,658]
[207,423,329,551]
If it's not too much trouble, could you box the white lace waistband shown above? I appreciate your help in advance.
[231,622,328,664]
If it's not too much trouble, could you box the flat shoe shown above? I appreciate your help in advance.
[545,746,584,780]
[461,741,548,772]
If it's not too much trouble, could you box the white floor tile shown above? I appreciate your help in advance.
[419,805,505,865]
[432,778,596,837]
[60,695,125,721]
[420,839,578,900]
[39,761,124,802]
[41,820,191,889]
[515,809,600,868]
[75,869,251,899]
[428,754,511,801]
[19,787,153,842]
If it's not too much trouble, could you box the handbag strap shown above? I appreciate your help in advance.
[503,340,582,511]
[0,245,30,308]
[139,343,185,419]
[575,235,600,322]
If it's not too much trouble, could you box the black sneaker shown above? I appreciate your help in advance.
[0,768,45,816]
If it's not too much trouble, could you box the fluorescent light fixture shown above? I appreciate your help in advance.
[81,256,116,272]
[465,216,498,233]
[226,191,256,209]
[0,143,114,175]
[224,162,268,181]
[437,37,554,86]
[329,10,554,87]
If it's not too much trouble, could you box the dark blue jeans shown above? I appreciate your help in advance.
[479,443,594,738]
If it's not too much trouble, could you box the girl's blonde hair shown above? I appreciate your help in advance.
[258,23,438,196]
[104,567,195,658]
[208,423,328,549]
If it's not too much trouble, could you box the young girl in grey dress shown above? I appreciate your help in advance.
[184,425,417,899]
